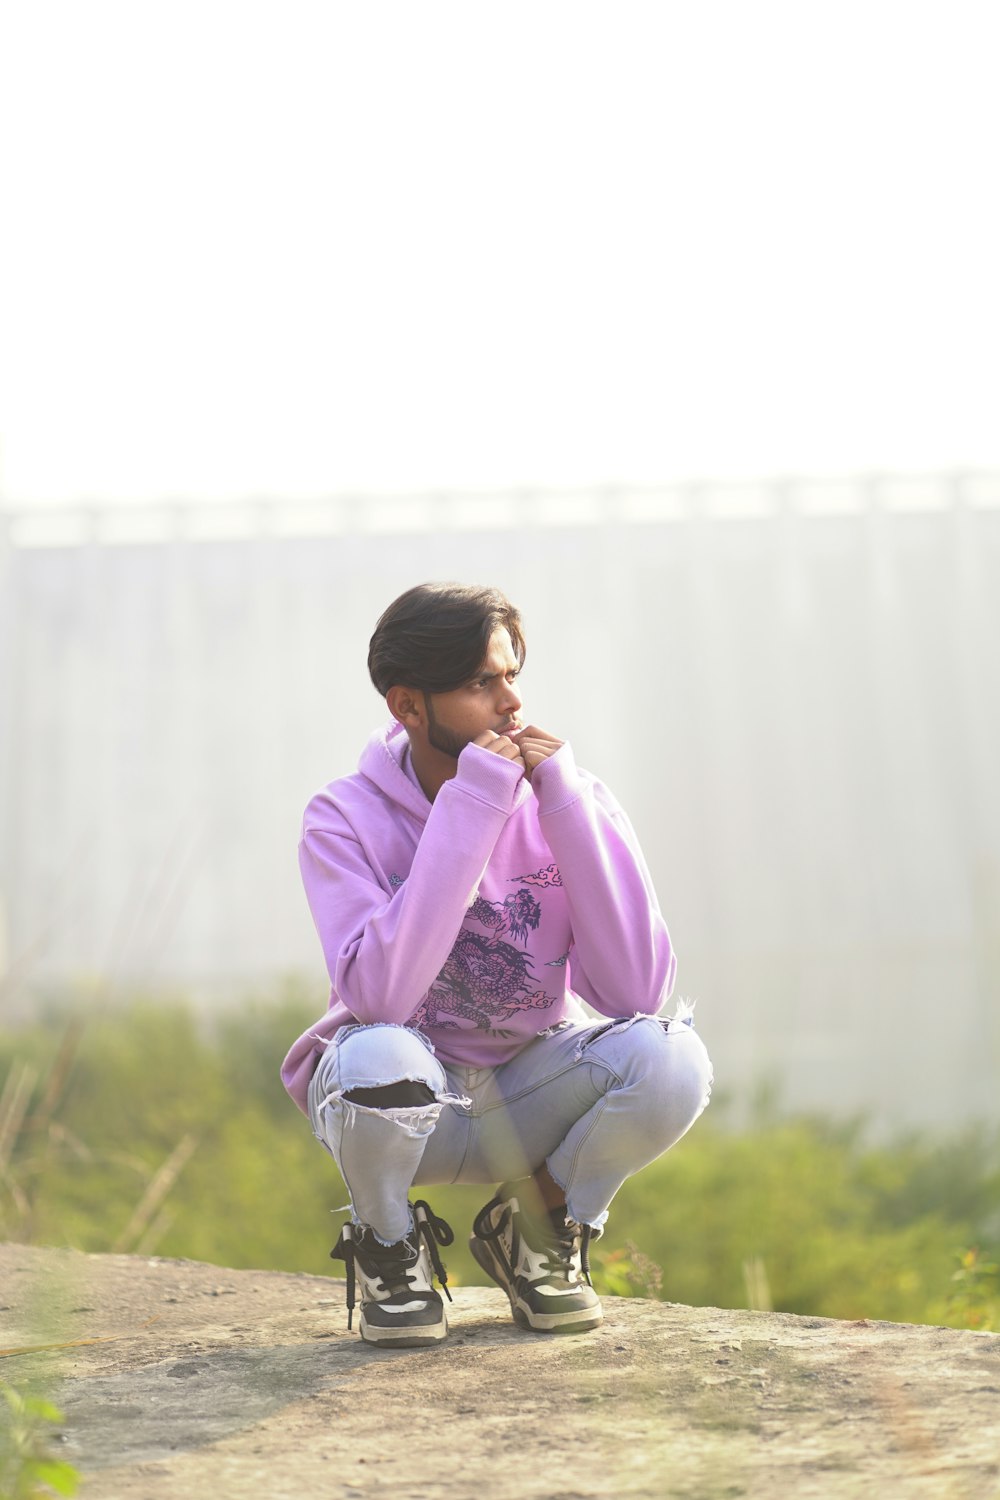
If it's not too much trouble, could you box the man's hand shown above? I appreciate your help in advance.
[508,725,564,783]
[473,730,527,771]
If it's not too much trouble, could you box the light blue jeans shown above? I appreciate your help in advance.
[308,1015,713,1244]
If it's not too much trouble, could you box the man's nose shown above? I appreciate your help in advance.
[500,680,522,713]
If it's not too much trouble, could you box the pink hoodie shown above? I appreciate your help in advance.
[281,720,676,1114]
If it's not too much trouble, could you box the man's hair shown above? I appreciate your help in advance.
[368,583,526,697]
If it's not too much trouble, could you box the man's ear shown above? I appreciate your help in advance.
[386,684,426,728]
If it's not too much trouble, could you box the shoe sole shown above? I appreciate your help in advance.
[359,1311,448,1348]
[469,1236,603,1334]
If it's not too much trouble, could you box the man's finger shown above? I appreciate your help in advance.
[517,738,559,760]
[482,735,526,765]
[510,724,562,747]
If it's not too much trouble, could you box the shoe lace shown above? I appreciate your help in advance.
[474,1198,594,1286]
[534,1213,594,1285]
[414,1198,455,1298]
[330,1199,454,1330]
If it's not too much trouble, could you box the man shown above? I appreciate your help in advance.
[282,582,712,1347]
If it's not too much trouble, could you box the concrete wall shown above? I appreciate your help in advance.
[2,480,998,1129]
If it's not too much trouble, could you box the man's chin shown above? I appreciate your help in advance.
[427,729,467,760]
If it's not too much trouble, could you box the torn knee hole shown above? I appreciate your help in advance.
[342,1081,437,1109]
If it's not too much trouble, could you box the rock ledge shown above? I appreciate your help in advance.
[2,1243,998,1499]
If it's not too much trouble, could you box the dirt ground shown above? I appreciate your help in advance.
[1,1242,999,1500]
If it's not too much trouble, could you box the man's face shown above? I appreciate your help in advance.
[423,627,524,760]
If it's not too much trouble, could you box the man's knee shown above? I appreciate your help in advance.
[334,1022,446,1095]
[584,1015,713,1130]
[343,1081,437,1108]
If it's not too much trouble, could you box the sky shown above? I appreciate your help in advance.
[1,0,998,507]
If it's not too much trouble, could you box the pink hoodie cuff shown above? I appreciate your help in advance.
[453,740,526,812]
[531,741,585,813]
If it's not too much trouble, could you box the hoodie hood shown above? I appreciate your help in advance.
[357,720,434,824]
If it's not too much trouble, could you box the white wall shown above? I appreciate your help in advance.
[2,482,998,1129]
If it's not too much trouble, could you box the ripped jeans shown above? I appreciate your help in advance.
[308,1014,713,1245]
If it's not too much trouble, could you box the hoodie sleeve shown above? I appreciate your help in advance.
[299,744,525,1026]
[530,743,676,1017]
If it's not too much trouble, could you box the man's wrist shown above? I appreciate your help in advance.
[530,741,581,810]
[452,739,526,811]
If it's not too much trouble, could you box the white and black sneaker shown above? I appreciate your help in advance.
[330,1199,454,1347]
[470,1183,603,1333]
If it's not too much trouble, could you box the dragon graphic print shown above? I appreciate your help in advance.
[409,867,560,1037]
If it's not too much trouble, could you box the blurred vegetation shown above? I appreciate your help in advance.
[1,995,998,1332]
[0,1383,79,1500]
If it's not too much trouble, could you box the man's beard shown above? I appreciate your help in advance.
[425,695,470,760]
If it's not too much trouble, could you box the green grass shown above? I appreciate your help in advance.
[2,995,998,1330]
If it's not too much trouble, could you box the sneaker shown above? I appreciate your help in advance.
[330,1199,454,1347]
[469,1183,603,1333]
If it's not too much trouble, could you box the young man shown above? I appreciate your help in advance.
[282,583,712,1347]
